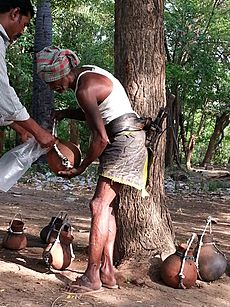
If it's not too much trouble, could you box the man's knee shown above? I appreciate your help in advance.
[90,198,109,216]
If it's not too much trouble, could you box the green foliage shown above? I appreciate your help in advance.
[208,180,228,192]
[7,24,34,113]
[4,0,114,154]
[165,0,230,165]
[3,0,229,166]
[51,0,114,71]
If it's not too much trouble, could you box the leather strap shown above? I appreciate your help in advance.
[105,113,146,139]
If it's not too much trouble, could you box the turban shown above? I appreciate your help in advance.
[36,46,80,83]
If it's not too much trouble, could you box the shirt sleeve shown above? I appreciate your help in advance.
[0,39,30,126]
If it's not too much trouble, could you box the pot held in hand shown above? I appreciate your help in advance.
[47,139,81,175]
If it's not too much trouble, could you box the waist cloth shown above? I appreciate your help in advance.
[98,114,149,197]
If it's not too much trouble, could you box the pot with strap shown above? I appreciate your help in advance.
[47,120,81,175]
[194,216,227,282]
[2,213,27,250]
[160,233,197,289]
[42,222,75,270]
[40,211,69,243]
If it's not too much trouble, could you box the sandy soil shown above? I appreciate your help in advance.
[0,177,229,307]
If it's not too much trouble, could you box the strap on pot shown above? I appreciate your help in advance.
[178,233,196,289]
[45,211,68,243]
[195,216,212,269]
[195,216,226,273]
[43,221,75,268]
[51,120,73,170]
[8,213,25,234]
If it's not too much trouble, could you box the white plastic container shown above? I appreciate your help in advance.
[0,137,48,192]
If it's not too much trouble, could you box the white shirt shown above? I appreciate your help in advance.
[0,24,29,126]
[75,65,136,125]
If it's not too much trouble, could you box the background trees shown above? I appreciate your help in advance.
[164,0,230,168]
[2,0,230,165]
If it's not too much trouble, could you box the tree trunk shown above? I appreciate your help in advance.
[186,135,196,170]
[32,0,54,131]
[114,0,175,264]
[165,86,180,167]
[201,113,230,166]
[69,119,80,146]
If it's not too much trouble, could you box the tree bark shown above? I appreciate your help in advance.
[165,86,180,167]
[32,0,54,131]
[114,0,175,264]
[201,113,230,166]
[186,135,196,170]
[69,119,80,146]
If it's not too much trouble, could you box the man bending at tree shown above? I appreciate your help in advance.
[36,46,148,293]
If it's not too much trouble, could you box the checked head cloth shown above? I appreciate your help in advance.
[36,46,80,82]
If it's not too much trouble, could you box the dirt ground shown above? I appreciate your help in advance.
[0,172,230,307]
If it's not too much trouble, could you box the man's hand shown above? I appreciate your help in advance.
[19,130,33,143]
[58,164,86,178]
[14,118,56,148]
[35,129,56,148]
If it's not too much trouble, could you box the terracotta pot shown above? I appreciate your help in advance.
[10,219,24,232]
[2,232,27,250]
[2,216,27,250]
[40,216,64,243]
[194,234,227,282]
[43,230,74,270]
[160,243,197,289]
[47,139,81,175]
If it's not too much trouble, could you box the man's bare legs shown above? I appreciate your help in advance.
[68,176,121,291]
[100,204,118,287]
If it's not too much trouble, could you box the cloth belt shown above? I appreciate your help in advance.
[105,109,167,186]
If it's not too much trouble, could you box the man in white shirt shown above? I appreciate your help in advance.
[0,0,55,147]
[37,46,148,293]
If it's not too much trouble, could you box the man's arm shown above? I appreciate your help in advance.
[9,122,33,143]
[53,108,86,121]
[58,74,111,177]
[15,118,55,148]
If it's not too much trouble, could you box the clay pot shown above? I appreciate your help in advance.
[194,234,227,282]
[47,139,81,175]
[160,243,197,289]
[2,218,27,250]
[43,230,74,270]
[40,216,65,243]
[2,232,27,250]
[10,219,24,232]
